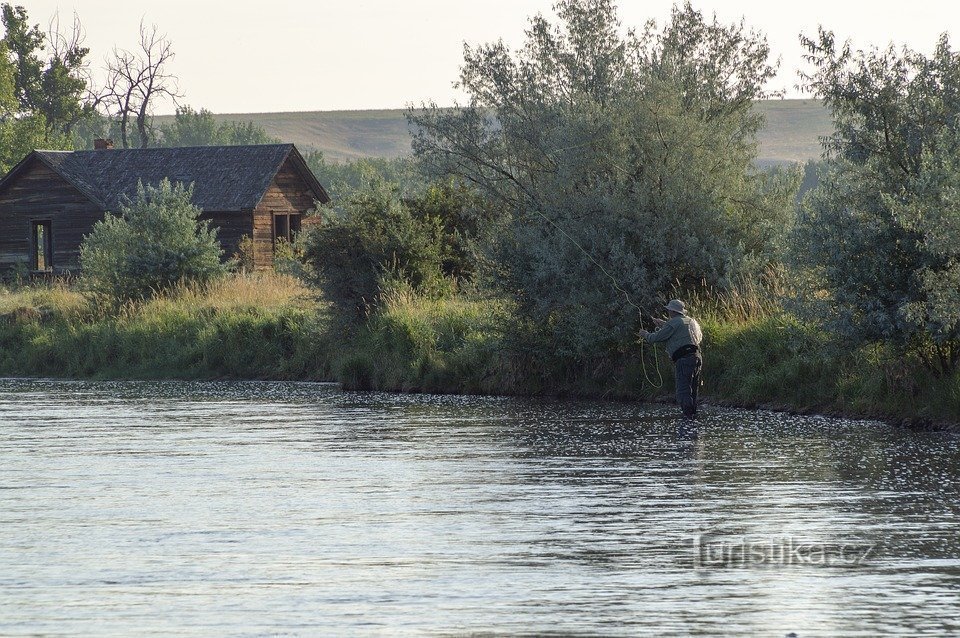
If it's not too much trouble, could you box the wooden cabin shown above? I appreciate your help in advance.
[0,142,330,273]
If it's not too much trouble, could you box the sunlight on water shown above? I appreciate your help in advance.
[1,379,959,636]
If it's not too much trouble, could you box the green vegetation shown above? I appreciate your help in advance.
[0,274,330,379]
[410,0,800,360]
[333,284,960,424]
[0,3,82,170]
[80,180,227,300]
[795,29,960,374]
[1,0,957,428]
[0,273,956,425]
[156,106,280,147]
[300,180,480,317]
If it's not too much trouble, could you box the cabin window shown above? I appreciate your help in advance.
[273,213,302,244]
[30,221,53,272]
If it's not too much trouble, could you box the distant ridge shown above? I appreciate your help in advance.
[156,99,832,165]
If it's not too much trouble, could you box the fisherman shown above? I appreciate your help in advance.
[637,299,703,418]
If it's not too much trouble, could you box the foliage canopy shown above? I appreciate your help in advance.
[796,30,960,373]
[158,106,279,147]
[300,180,481,319]
[409,0,799,357]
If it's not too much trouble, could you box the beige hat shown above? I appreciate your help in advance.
[664,299,686,315]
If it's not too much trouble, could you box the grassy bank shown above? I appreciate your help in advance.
[0,274,333,380]
[338,288,960,427]
[1,275,956,426]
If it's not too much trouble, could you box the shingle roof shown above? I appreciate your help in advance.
[15,143,329,211]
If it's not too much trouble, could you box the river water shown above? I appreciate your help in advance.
[1,379,958,636]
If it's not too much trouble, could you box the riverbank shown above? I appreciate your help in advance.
[0,274,957,427]
[0,274,332,380]
[342,287,959,428]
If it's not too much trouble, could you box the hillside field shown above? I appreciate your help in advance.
[157,99,832,165]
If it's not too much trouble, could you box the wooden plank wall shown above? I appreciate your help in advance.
[200,210,252,262]
[251,156,320,270]
[0,159,103,272]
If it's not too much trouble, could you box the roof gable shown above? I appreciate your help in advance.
[0,154,102,207]
[0,144,329,212]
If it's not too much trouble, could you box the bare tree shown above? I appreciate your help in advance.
[97,21,181,147]
[47,11,86,66]
[46,10,94,136]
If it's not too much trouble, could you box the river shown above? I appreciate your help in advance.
[1,379,958,636]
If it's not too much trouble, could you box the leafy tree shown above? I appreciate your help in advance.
[300,180,451,318]
[157,105,278,147]
[80,179,226,300]
[304,149,426,201]
[405,179,492,282]
[0,41,63,172]
[795,30,960,373]
[408,0,798,358]
[1,3,90,136]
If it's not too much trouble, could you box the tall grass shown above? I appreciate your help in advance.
[338,274,959,425]
[1,272,955,426]
[335,284,510,394]
[681,272,960,425]
[0,273,333,380]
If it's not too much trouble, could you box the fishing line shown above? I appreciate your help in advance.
[527,206,664,389]
[507,140,669,388]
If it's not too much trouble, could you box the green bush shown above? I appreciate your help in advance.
[157,106,279,147]
[300,180,453,319]
[796,31,960,373]
[80,179,227,301]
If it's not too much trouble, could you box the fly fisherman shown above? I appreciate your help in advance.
[637,299,703,418]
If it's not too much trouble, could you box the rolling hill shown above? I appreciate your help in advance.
[165,99,833,165]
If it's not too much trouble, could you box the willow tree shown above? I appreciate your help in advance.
[409,0,798,358]
[1,4,91,137]
[796,31,960,373]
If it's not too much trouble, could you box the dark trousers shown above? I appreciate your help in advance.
[675,353,702,417]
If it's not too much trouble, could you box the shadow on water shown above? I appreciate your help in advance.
[1,379,959,636]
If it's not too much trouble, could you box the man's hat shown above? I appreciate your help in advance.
[664,299,686,315]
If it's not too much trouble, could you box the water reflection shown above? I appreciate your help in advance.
[1,379,958,636]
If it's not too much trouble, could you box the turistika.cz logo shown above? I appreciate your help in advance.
[692,534,875,568]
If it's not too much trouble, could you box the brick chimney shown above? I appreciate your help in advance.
[94,138,114,150]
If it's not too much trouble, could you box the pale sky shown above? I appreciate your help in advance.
[23,0,960,114]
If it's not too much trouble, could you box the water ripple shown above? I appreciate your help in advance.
[1,379,959,636]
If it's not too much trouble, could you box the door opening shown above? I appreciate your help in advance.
[31,221,53,272]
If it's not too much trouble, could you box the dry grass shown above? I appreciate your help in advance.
[139,271,316,314]
[0,271,320,322]
[0,279,87,317]
[680,269,788,326]
[0,272,332,380]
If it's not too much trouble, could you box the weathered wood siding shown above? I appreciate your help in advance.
[251,157,321,270]
[200,210,252,261]
[0,152,317,272]
[0,159,101,272]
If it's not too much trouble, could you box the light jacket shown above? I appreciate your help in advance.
[644,315,702,360]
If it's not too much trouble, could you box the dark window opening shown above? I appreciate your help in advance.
[31,221,53,272]
[274,214,289,244]
[273,214,302,244]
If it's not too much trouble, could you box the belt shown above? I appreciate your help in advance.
[671,344,700,362]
